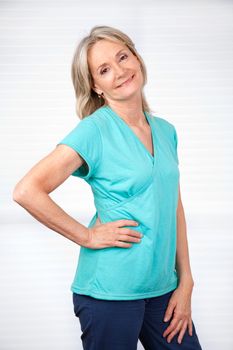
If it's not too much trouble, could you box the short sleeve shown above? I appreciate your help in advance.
[173,125,179,166]
[56,118,102,180]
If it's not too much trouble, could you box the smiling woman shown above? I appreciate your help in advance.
[87,38,143,104]
[71,25,150,120]
[13,25,203,350]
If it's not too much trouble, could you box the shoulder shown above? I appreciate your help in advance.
[82,106,116,137]
[58,109,104,147]
[80,106,110,129]
[82,105,108,122]
[71,107,106,139]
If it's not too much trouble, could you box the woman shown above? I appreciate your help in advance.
[13,25,203,349]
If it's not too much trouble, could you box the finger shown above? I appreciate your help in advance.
[115,219,139,227]
[163,301,176,322]
[114,240,132,248]
[163,316,180,338]
[119,227,142,238]
[117,233,141,243]
[177,321,188,344]
[188,317,193,336]
[167,319,183,343]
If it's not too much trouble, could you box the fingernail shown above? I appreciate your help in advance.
[140,233,143,237]
[164,317,168,322]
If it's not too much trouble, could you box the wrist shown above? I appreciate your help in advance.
[74,225,90,247]
[178,275,194,288]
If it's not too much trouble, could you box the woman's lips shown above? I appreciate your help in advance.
[117,74,135,88]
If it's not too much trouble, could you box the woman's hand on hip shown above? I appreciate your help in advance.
[83,219,143,249]
[162,283,194,344]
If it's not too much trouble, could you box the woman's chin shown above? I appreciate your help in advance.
[116,89,141,101]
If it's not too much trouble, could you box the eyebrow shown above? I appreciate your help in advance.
[96,49,126,72]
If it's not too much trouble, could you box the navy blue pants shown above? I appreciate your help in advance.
[72,289,203,350]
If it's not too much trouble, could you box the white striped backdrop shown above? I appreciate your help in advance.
[1,1,233,349]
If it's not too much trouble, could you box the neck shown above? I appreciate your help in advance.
[105,92,147,127]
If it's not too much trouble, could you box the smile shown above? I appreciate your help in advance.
[117,74,135,88]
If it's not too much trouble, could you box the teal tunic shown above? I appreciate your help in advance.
[57,105,180,300]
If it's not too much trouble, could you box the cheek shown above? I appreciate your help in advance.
[95,77,113,93]
[137,67,144,85]
[103,73,116,86]
[133,67,144,85]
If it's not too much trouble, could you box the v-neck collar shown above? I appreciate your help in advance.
[103,104,156,164]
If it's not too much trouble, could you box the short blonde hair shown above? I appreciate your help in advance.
[71,25,152,119]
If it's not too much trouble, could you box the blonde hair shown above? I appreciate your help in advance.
[71,25,152,119]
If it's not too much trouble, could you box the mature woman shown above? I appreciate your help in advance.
[13,25,203,349]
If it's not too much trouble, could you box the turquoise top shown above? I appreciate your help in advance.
[57,105,180,300]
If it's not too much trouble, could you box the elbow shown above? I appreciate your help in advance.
[12,183,28,204]
[12,180,38,205]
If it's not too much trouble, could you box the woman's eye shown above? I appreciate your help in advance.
[100,54,128,75]
[120,54,128,60]
[100,67,108,75]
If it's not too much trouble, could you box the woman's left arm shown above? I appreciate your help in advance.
[162,182,195,344]
[175,182,194,287]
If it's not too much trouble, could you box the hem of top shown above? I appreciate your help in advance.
[70,279,178,300]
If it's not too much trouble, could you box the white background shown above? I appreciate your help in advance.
[1,0,233,349]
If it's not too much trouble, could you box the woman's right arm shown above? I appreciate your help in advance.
[12,145,142,249]
[12,144,90,247]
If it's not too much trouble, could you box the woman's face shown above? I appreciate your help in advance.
[88,39,143,104]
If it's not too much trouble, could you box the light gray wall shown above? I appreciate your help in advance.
[1,0,233,349]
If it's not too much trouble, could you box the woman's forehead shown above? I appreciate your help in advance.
[88,40,128,71]
[91,38,126,52]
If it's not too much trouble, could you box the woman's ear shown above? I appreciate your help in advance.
[92,83,101,96]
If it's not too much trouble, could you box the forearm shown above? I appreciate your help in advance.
[13,185,89,247]
[175,197,194,287]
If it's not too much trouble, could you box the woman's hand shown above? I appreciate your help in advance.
[83,218,143,249]
[162,282,194,344]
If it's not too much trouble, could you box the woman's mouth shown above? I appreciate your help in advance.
[116,74,135,88]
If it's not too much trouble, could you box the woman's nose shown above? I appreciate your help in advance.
[113,63,125,77]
